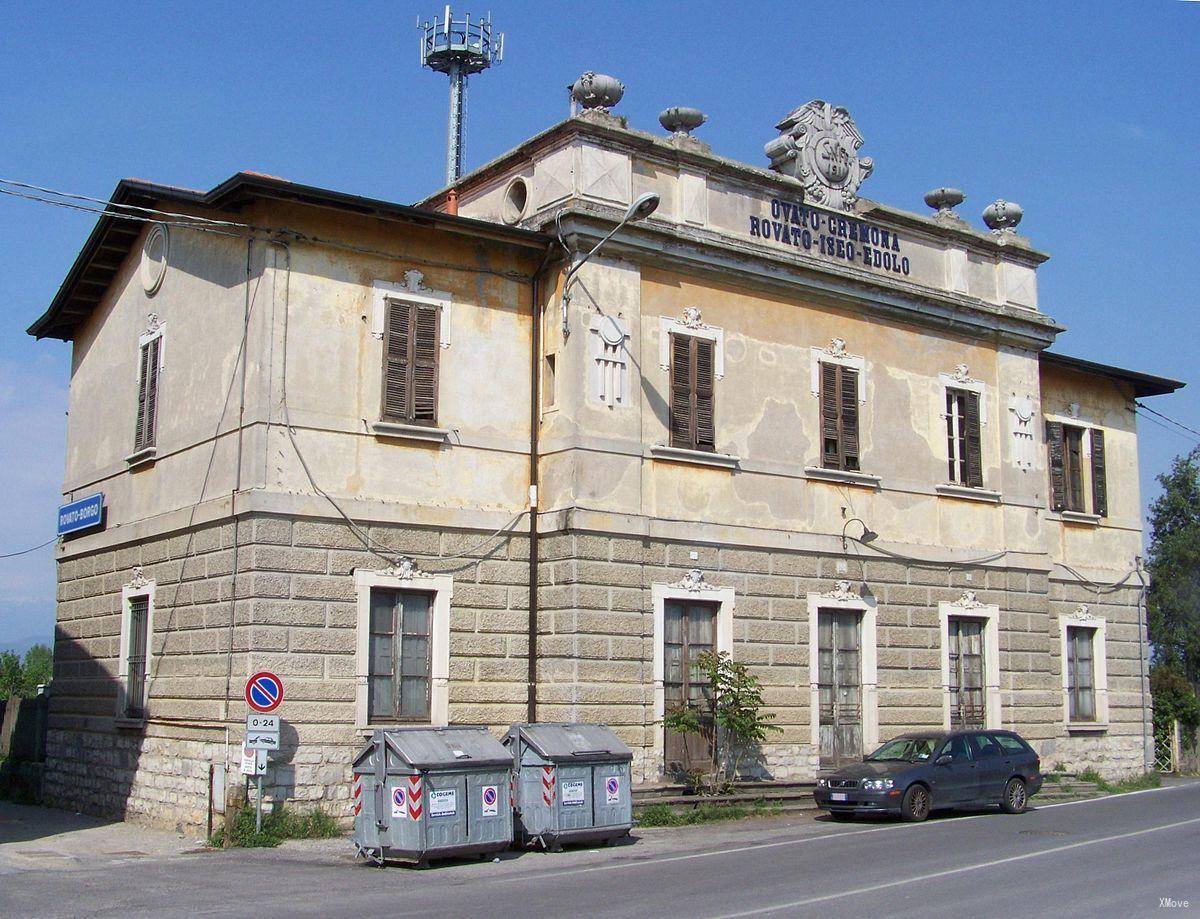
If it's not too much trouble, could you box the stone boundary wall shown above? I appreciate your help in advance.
[45,514,1148,830]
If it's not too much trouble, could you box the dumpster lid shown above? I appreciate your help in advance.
[507,723,633,763]
[356,726,512,771]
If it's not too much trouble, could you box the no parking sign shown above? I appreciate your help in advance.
[245,671,284,713]
[481,784,498,817]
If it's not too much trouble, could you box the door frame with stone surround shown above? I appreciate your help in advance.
[938,595,1001,731]
[652,574,734,777]
[807,585,878,764]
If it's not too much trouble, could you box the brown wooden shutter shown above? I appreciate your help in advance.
[669,333,694,449]
[382,301,412,421]
[1090,427,1108,517]
[1046,420,1066,511]
[965,389,983,488]
[839,366,860,471]
[411,304,439,423]
[694,338,715,451]
[820,361,840,468]
[134,336,160,452]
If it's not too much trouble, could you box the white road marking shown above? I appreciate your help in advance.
[715,815,1200,918]
[478,780,1195,887]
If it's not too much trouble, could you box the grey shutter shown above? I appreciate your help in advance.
[382,301,412,421]
[669,334,694,449]
[820,362,840,468]
[965,390,983,488]
[839,366,860,471]
[1090,427,1108,517]
[411,305,439,423]
[1046,420,1066,511]
[694,338,715,452]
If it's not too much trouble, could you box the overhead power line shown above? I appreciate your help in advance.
[1136,402,1200,440]
[0,535,57,559]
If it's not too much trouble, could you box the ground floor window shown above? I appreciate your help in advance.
[817,608,864,768]
[947,616,986,730]
[354,563,452,729]
[662,598,717,774]
[118,573,156,723]
[1060,609,1108,728]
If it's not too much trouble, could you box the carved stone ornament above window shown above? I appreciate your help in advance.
[373,556,428,581]
[809,339,866,402]
[674,568,717,591]
[144,313,162,336]
[1074,604,1095,621]
[371,274,452,347]
[659,311,725,380]
[822,579,860,601]
[953,590,985,609]
[126,566,152,590]
[826,338,848,358]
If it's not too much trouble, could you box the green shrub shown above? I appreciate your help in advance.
[1074,768,1161,795]
[209,803,342,848]
[637,799,780,828]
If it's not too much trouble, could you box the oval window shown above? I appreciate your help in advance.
[501,177,528,225]
[140,224,169,295]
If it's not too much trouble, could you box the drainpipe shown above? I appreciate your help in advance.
[1136,556,1151,771]
[528,244,558,724]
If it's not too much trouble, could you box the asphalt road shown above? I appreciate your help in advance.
[3,782,1198,918]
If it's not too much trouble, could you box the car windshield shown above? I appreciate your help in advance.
[866,737,939,763]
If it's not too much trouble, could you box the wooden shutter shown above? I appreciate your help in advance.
[1046,420,1066,511]
[382,301,412,421]
[839,367,860,471]
[694,338,715,451]
[411,305,439,423]
[669,334,694,449]
[134,336,160,452]
[964,390,983,488]
[1090,427,1108,517]
[820,361,840,468]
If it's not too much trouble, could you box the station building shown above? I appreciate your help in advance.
[29,89,1183,831]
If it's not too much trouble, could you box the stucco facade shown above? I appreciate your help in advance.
[32,107,1179,831]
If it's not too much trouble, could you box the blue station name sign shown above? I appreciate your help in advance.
[57,493,104,537]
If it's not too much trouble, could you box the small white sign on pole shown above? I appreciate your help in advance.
[245,713,280,751]
[239,746,267,776]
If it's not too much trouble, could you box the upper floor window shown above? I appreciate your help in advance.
[820,361,860,472]
[945,388,983,488]
[1046,421,1107,516]
[382,300,440,425]
[133,326,164,454]
[669,333,716,452]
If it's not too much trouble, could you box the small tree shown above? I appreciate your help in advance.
[1147,448,1200,685]
[0,645,53,699]
[1151,664,1200,750]
[663,651,780,794]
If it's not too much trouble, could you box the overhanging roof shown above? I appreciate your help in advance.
[1042,351,1185,398]
[27,172,553,341]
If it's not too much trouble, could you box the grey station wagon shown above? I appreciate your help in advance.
[813,730,1043,822]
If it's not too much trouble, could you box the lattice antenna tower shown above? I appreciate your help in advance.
[419,6,504,186]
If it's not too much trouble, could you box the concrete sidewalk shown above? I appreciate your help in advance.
[0,801,206,875]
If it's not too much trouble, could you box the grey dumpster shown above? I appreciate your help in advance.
[352,727,513,866]
[506,723,633,849]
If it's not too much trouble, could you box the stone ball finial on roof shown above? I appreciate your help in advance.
[983,199,1024,233]
[924,187,965,217]
[659,107,707,136]
[569,72,625,112]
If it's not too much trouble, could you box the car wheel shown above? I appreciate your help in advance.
[1002,777,1028,814]
[901,784,931,822]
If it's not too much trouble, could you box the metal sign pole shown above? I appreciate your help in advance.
[256,772,263,833]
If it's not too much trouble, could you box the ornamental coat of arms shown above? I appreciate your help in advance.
[764,100,874,210]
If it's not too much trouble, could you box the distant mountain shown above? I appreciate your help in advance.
[0,632,53,655]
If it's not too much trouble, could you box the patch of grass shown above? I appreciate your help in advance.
[637,798,781,828]
[209,803,343,848]
[1075,768,1161,795]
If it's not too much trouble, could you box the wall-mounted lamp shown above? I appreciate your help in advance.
[559,192,660,336]
[841,517,878,551]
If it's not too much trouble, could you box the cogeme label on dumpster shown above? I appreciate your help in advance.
[606,776,620,804]
[481,785,498,817]
[562,780,586,807]
[391,786,407,819]
[429,788,457,818]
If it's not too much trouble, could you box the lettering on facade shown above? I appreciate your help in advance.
[748,197,910,277]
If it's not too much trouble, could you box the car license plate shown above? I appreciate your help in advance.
[830,792,848,802]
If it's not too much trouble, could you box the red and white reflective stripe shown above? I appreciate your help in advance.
[541,765,555,807]
[407,774,423,820]
[508,773,514,807]
[352,776,363,816]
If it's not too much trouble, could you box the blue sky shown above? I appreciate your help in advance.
[1,1,1197,651]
